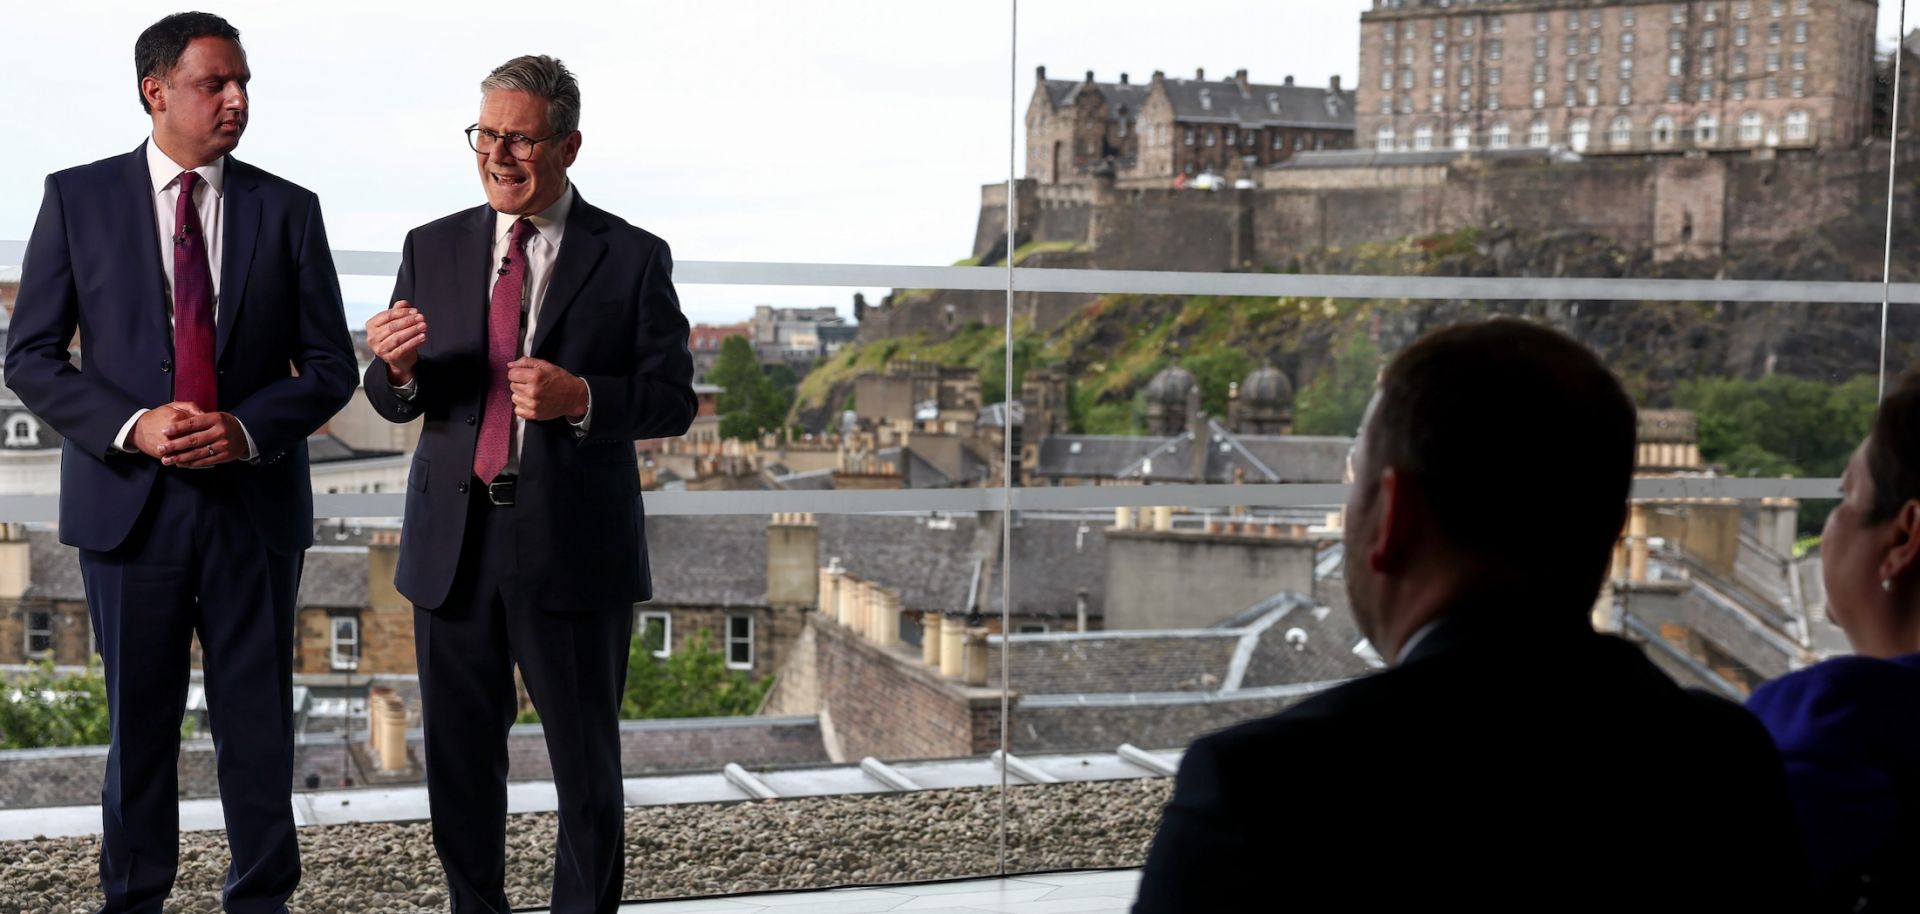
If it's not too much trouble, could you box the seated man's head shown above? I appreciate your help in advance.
[1344,319,1636,662]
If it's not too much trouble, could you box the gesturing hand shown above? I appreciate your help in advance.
[368,300,428,385]
[507,358,589,422]
[161,411,251,469]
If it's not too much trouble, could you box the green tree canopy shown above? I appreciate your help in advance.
[709,336,794,441]
[0,659,111,750]
[1295,335,1382,437]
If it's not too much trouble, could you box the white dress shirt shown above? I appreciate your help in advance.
[395,184,589,474]
[1394,618,1443,667]
[115,138,257,459]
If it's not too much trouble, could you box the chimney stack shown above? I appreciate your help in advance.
[1120,72,1130,84]
[1195,67,1205,80]
[1329,74,1342,93]
[1285,75,1295,87]
[1036,65,1046,81]
[1235,69,1250,91]
[1084,69,1095,84]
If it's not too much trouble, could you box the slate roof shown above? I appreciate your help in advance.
[1036,423,1349,484]
[1042,74,1356,129]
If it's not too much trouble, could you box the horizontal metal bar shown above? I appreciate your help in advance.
[6,241,1919,304]
[0,477,1841,525]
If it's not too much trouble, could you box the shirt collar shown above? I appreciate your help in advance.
[494,183,574,248]
[1393,618,1444,667]
[146,136,226,197]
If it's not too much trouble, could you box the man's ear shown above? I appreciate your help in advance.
[1368,466,1418,575]
[1883,499,1920,586]
[142,74,168,114]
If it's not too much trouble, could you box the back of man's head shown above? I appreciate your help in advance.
[1364,318,1636,612]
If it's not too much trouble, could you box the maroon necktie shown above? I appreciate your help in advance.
[172,171,217,411]
[474,218,534,483]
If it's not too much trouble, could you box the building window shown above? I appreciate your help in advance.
[1622,32,1635,53]
[1699,81,1714,101]
[1570,117,1591,152]
[1785,109,1810,141]
[1433,41,1446,59]
[1733,79,1748,99]
[1610,116,1633,147]
[1792,0,1809,12]
[1790,76,1804,97]
[1667,81,1682,102]
[1792,21,1807,43]
[1740,110,1764,143]
[1451,123,1473,149]
[1225,128,1236,145]
[1619,84,1633,105]
[1490,39,1503,60]
[1431,92,1444,112]
[1669,29,1684,51]
[25,610,52,657]
[1462,43,1475,62]
[1491,14,1505,34]
[1767,22,1782,44]
[1705,3,1719,21]
[1590,10,1602,29]
[1489,67,1503,85]
[1588,60,1601,81]
[1653,115,1677,146]
[1535,36,1547,58]
[1567,10,1580,30]
[1405,21,1416,40]
[1700,57,1715,77]
[1669,55,1683,77]
[1532,87,1546,108]
[1463,19,1475,37]
[1435,19,1447,38]
[1401,94,1414,114]
[639,611,671,659]
[1528,119,1550,148]
[1459,89,1473,110]
[1736,1,1752,18]
[1623,8,1636,27]
[1535,12,1549,32]
[1272,133,1283,150]
[1414,125,1434,150]
[1620,59,1635,80]
[1405,45,1416,65]
[1490,121,1512,148]
[1766,52,1781,72]
[330,615,359,671]
[1183,127,1194,146]
[1735,52,1749,75]
[1533,62,1547,83]
[4,415,39,448]
[1403,68,1416,88]
[726,614,754,670]
[1489,91,1502,110]
[1381,97,1392,114]
[1565,87,1578,107]
[1567,35,1580,56]
[1671,4,1688,24]
[1433,67,1446,87]
[1702,28,1717,49]
[1735,24,1750,45]
[1015,623,1050,635]
[1792,50,1806,70]
[1586,85,1600,106]
[1766,76,1780,98]
[1770,0,1784,15]
[1589,33,1602,54]
[1568,60,1580,82]
[1695,113,1720,145]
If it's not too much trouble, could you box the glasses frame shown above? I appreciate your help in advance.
[465,124,564,159]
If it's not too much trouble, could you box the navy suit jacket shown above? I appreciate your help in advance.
[362,191,695,613]
[5,142,356,555]
[1134,606,1809,912]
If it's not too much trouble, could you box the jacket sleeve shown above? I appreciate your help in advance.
[363,229,430,423]
[573,238,697,445]
[2,174,149,460]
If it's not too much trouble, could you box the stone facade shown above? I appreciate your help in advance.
[1356,0,1877,155]
[1103,529,1319,630]
[1027,68,1357,185]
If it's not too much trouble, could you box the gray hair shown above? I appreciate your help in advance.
[480,55,581,137]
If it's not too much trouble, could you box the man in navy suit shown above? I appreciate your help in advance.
[362,54,694,914]
[5,12,355,914]
[1133,320,1807,911]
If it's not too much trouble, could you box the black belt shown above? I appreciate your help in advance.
[475,474,518,506]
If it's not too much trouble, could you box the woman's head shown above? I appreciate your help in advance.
[1823,369,1920,657]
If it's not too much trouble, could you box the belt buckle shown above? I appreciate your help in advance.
[486,477,516,506]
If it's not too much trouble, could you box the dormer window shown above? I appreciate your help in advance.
[1325,94,1342,117]
[1199,89,1212,110]
[1267,93,1280,114]
[5,414,40,448]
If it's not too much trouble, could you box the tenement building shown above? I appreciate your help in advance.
[1356,0,1877,154]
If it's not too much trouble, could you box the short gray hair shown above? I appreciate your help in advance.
[480,55,581,137]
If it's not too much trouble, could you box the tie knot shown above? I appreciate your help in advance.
[177,170,199,195]
[511,217,536,247]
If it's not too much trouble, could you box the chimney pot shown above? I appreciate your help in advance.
[1285,75,1295,86]
[1085,69,1095,83]
[1120,72,1130,84]
[1329,74,1342,92]
[1036,65,1046,80]
[1196,68,1206,80]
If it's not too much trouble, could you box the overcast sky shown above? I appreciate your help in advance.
[2,1,1913,327]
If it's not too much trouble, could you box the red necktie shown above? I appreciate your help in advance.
[172,171,217,411]
[474,218,534,482]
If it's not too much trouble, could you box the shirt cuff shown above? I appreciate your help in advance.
[394,377,419,401]
[567,383,593,436]
[234,416,262,464]
[115,410,148,454]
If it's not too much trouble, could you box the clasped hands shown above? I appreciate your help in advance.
[130,402,249,468]
[367,301,587,421]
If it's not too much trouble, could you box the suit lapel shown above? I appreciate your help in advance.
[216,156,260,362]
[529,192,608,358]
[453,204,493,356]
[124,143,172,350]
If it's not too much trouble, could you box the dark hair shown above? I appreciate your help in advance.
[1365,318,1637,603]
[1865,369,1920,525]
[134,12,241,114]
[481,55,581,137]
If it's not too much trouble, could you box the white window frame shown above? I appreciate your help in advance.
[330,615,359,671]
[639,610,672,659]
[1785,109,1810,141]
[1610,116,1633,147]
[25,609,52,658]
[726,614,754,671]
[1528,119,1550,148]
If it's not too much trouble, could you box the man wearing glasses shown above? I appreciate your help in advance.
[362,54,694,913]
[6,13,356,912]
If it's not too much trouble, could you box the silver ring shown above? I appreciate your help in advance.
[207,444,216,456]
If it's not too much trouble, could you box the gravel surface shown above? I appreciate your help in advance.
[0,779,1168,913]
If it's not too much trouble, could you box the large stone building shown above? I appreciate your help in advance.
[1026,67,1357,185]
[1356,0,1878,155]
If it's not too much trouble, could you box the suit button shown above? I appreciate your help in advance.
[160,359,172,373]
[457,482,469,494]
[466,415,477,426]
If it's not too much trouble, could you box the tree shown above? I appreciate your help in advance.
[621,628,771,720]
[0,658,111,750]
[1295,335,1382,437]
[1677,374,1877,480]
[977,338,1041,406]
[709,336,792,441]
[1183,347,1255,418]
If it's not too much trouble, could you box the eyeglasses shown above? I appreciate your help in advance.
[465,125,563,159]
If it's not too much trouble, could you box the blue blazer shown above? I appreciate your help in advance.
[4,142,357,555]
[362,191,695,613]
[1749,653,1920,908]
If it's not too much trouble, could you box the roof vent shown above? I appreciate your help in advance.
[1285,628,1310,651]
